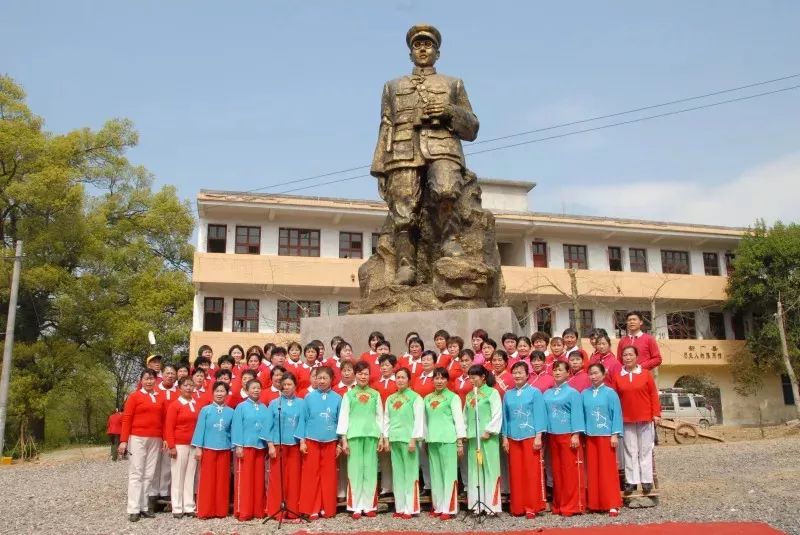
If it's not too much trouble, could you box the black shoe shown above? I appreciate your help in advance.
[184,512,196,518]
[642,483,653,494]
[140,511,155,519]
[128,513,140,522]
[173,513,183,519]
[623,483,636,494]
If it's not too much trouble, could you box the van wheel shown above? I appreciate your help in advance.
[698,419,710,429]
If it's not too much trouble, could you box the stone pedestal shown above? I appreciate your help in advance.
[301,306,521,355]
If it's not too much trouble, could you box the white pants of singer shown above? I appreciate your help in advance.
[127,436,161,514]
[623,422,655,485]
[170,445,198,514]
[150,447,171,497]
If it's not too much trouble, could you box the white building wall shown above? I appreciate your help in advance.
[689,250,704,276]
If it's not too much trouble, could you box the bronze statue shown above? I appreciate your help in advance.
[354,24,504,313]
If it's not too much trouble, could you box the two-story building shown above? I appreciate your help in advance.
[190,179,795,425]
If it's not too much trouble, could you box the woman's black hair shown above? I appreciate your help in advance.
[432,367,450,381]
[552,360,570,373]
[212,380,230,394]
[511,361,529,375]
[588,363,606,375]
[421,350,438,363]
[467,364,496,387]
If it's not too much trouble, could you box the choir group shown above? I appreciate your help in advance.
[119,311,662,523]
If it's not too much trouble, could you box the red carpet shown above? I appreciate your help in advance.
[296,522,785,534]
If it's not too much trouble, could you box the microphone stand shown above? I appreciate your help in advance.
[464,385,492,522]
[264,395,308,527]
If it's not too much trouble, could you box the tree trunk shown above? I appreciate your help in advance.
[776,299,800,420]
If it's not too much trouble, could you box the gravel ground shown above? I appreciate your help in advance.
[1,437,798,535]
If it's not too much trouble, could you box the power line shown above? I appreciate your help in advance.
[274,83,800,194]
[244,74,800,193]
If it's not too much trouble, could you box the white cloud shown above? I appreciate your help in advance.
[549,153,800,227]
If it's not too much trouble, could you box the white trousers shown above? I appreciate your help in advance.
[379,450,393,492]
[170,445,198,514]
[623,422,655,484]
[149,447,171,497]
[127,436,161,514]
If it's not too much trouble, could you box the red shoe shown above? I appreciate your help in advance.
[352,512,362,520]
[308,513,319,521]
[365,510,377,518]
[609,509,619,517]
[440,514,452,521]
[526,512,536,519]
[392,512,403,518]
[401,513,412,520]
[429,511,440,518]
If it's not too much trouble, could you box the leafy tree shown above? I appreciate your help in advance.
[0,75,194,450]
[726,220,800,419]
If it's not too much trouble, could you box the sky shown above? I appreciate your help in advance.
[3,1,799,228]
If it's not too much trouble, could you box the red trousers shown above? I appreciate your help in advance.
[298,440,338,517]
[234,447,266,520]
[196,449,231,519]
[507,437,546,515]
[265,444,302,518]
[585,436,622,512]
[548,434,586,515]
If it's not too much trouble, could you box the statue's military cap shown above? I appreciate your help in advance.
[406,24,441,49]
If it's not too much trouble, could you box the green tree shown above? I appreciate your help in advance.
[0,75,194,450]
[726,220,800,419]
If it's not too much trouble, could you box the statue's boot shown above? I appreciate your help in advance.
[439,200,465,257]
[393,230,417,285]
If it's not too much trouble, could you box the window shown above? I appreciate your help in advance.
[732,313,746,340]
[568,309,595,338]
[667,311,696,339]
[629,248,648,273]
[660,394,675,411]
[709,312,726,339]
[207,224,227,253]
[235,226,261,255]
[703,252,720,276]
[661,250,690,274]
[725,252,736,275]
[781,375,796,405]
[563,244,588,269]
[608,246,623,272]
[614,309,653,337]
[232,299,259,333]
[338,302,351,316]
[203,298,224,331]
[277,300,321,333]
[535,306,553,336]
[279,228,320,257]
[339,232,363,259]
[371,233,381,255]
[532,241,548,268]
[677,394,692,408]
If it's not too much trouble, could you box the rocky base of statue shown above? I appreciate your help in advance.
[352,170,505,314]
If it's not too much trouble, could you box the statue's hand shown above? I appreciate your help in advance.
[424,102,452,119]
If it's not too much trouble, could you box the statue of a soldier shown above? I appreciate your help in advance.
[370,24,479,286]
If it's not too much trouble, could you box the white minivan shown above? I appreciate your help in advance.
[658,388,717,428]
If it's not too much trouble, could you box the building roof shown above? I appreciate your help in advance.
[197,189,746,238]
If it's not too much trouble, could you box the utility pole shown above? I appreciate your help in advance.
[0,241,23,456]
[776,295,800,419]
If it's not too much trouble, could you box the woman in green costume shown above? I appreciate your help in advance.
[382,367,424,518]
[463,365,503,515]
[336,361,385,519]
[424,367,466,520]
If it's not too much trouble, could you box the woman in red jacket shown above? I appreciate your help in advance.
[614,346,661,494]
[119,369,165,522]
[164,376,200,518]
